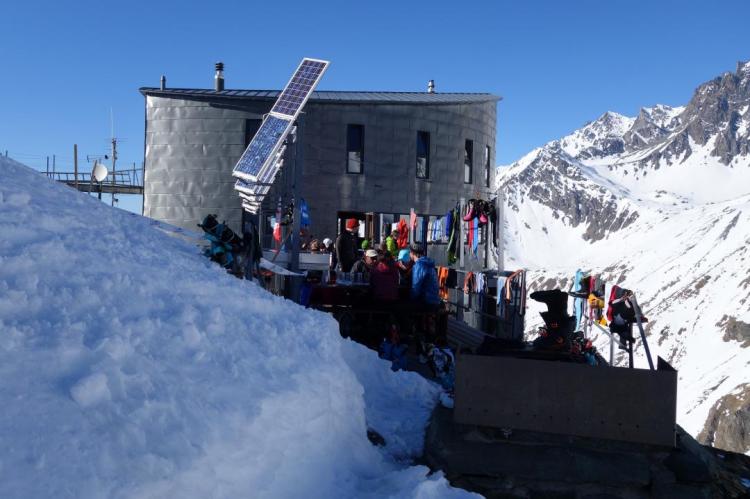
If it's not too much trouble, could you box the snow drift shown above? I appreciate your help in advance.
[0,157,476,498]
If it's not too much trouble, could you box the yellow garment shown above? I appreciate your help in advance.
[588,293,604,310]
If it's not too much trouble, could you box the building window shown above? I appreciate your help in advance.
[484,145,491,187]
[416,131,430,179]
[346,124,364,174]
[245,119,262,147]
[464,140,473,184]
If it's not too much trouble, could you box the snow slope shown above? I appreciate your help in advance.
[497,61,750,451]
[0,156,476,499]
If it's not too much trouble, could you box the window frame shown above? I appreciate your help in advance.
[416,130,430,179]
[464,139,474,184]
[345,124,365,174]
[484,145,491,187]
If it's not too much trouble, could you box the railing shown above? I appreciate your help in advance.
[46,169,142,187]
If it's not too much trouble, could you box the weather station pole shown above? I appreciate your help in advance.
[73,144,78,190]
[111,138,117,206]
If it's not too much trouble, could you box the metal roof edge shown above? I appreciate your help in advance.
[139,87,503,104]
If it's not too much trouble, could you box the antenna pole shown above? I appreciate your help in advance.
[111,137,117,206]
[74,144,78,190]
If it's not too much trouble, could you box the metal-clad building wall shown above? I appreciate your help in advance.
[264,100,498,241]
[143,94,497,239]
[143,96,266,230]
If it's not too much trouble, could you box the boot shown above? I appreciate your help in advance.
[462,199,476,221]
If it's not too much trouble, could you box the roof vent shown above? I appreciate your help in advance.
[160,75,166,90]
[215,62,225,91]
[427,80,435,93]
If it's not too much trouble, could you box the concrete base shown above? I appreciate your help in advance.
[423,406,750,498]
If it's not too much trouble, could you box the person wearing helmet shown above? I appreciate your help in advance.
[335,218,360,272]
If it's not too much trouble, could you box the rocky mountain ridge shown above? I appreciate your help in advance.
[497,60,750,454]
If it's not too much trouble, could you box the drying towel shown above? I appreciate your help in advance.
[463,272,475,295]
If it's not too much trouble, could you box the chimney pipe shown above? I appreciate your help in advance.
[215,62,225,91]
[427,79,435,93]
[160,75,166,90]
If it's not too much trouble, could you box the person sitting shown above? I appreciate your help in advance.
[370,253,400,302]
[351,248,378,280]
[410,244,440,307]
[336,219,360,272]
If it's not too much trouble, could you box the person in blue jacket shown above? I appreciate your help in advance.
[409,244,440,306]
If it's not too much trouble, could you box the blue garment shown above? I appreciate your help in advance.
[411,256,440,305]
[574,269,584,328]
[445,210,453,237]
[299,198,311,227]
[379,341,408,371]
[472,216,479,258]
[397,248,410,263]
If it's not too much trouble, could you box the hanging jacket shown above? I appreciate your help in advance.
[411,256,440,305]
[397,219,409,249]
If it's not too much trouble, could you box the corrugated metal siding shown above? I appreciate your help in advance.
[143,94,498,240]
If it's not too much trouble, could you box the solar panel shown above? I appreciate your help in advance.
[271,59,329,117]
[233,57,329,211]
[233,115,293,182]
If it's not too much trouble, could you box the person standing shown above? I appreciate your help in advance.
[410,244,440,307]
[336,218,360,272]
[385,230,399,258]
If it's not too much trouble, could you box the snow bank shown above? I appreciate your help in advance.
[0,157,477,499]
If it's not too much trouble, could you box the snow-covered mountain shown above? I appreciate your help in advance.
[498,60,750,453]
[0,156,476,498]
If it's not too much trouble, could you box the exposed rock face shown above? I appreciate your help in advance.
[698,384,750,454]
[497,61,750,447]
[499,60,750,242]
[718,315,750,347]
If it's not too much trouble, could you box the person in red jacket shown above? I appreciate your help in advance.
[370,253,400,302]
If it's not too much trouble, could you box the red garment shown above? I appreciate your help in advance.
[371,260,399,301]
[467,218,474,250]
[396,219,409,249]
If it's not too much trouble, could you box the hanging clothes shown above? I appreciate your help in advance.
[438,266,450,300]
[397,219,408,248]
[447,207,459,264]
[445,210,453,238]
[475,272,486,294]
[463,272,474,295]
[472,216,480,258]
[299,198,310,228]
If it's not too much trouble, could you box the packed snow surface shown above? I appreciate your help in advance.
[0,157,477,499]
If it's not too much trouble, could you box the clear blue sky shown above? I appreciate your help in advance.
[1,0,748,213]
